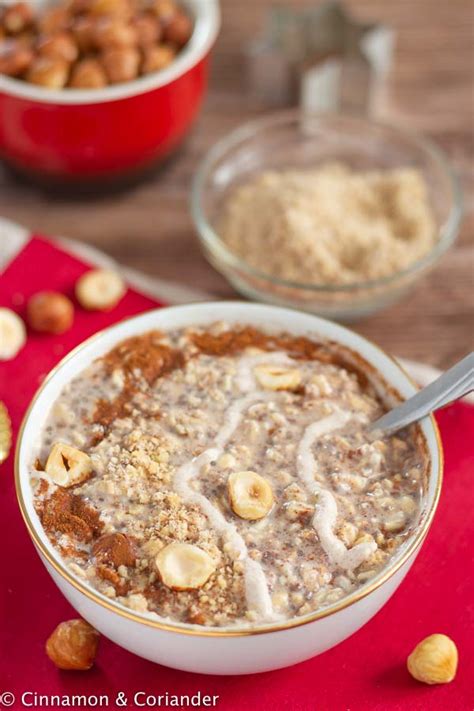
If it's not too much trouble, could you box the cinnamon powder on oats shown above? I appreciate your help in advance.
[40,488,103,543]
[91,332,185,436]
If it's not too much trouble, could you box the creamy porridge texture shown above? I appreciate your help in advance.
[31,324,428,627]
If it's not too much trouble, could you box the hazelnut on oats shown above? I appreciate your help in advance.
[45,443,92,487]
[75,269,126,311]
[46,619,99,670]
[27,291,74,334]
[254,364,301,391]
[155,542,216,591]
[407,634,458,685]
[0,308,26,361]
[228,470,274,520]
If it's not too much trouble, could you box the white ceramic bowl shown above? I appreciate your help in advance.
[15,303,442,675]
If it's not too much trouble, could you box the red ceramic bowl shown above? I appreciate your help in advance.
[0,0,220,184]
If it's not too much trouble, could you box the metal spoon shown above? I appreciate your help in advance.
[368,352,474,437]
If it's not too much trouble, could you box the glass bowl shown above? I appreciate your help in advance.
[191,111,462,321]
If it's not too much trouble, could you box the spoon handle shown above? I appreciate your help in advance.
[369,352,474,437]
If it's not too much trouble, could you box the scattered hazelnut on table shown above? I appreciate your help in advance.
[75,269,126,310]
[2,2,34,35]
[0,307,26,361]
[37,31,79,63]
[407,634,458,685]
[142,43,175,73]
[69,57,108,88]
[46,619,100,671]
[163,10,192,48]
[101,45,140,83]
[26,56,70,88]
[27,291,74,334]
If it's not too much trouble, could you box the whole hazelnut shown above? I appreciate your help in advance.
[162,10,192,48]
[38,32,79,63]
[0,39,33,76]
[89,0,132,19]
[141,43,175,74]
[69,57,108,88]
[133,12,162,47]
[72,16,98,53]
[38,7,71,35]
[46,619,99,671]
[27,56,70,89]
[67,0,93,14]
[27,291,74,334]
[94,17,137,49]
[101,46,140,83]
[3,2,34,35]
[407,634,458,685]
[150,0,177,23]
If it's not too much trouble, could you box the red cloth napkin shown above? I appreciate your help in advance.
[1,236,473,711]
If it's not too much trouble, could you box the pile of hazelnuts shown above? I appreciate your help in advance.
[0,0,193,89]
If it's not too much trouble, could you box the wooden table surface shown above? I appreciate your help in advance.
[0,0,472,369]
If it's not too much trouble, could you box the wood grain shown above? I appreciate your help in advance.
[0,0,472,368]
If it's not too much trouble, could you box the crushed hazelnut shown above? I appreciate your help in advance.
[46,619,99,670]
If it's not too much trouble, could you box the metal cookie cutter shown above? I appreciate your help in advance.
[245,1,394,115]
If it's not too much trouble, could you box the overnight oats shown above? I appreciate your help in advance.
[30,324,429,628]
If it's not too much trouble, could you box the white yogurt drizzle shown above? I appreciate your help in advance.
[174,391,275,620]
[297,412,378,571]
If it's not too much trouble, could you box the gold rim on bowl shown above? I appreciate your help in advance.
[15,305,443,637]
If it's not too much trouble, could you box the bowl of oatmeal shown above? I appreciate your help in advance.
[16,302,442,674]
[192,112,462,320]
